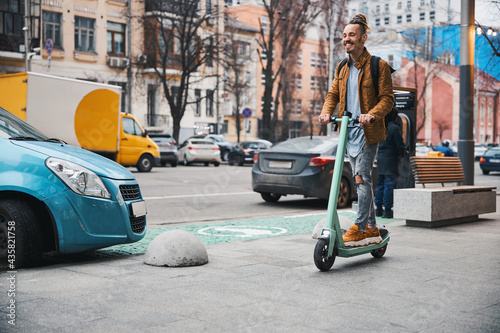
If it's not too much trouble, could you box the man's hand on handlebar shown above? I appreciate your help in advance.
[359,114,375,125]
[318,114,330,124]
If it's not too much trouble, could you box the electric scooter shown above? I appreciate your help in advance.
[314,112,390,271]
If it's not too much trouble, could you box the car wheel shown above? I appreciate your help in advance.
[238,157,244,166]
[337,177,351,209]
[160,161,167,167]
[214,162,220,167]
[204,162,209,166]
[228,157,234,166]
[183,158,190,166]
[222,151,229,161]
[482,169,490,175]
[261,192,281,203]
[171,161,178,167]
[137,154,153,172]
[0,199,43,269]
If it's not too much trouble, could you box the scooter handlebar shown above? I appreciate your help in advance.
[329,115,375,124]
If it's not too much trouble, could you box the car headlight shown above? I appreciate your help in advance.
[46,157,111,199]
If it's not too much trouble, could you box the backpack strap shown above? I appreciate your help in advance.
[335,58,348,78]
[370,55,381,97]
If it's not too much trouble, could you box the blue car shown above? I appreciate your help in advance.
[479,147,500,175]
[0,107,146,268]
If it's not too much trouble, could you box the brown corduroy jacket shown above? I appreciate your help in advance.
[320,48,395,144]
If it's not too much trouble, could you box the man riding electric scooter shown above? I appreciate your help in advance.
[319,13,394,247]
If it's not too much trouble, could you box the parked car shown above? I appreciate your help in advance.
[149,134,178,167]
[479,147,500,175]
[228,139,273,166]
[0,106,146,268]
[204,134,234,161]
[178,139,221,166]
[251,136,357,208]
[474,144,488,160]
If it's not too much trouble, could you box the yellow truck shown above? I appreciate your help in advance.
[0,72,159,172]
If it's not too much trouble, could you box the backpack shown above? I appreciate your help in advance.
[336,56,397,127]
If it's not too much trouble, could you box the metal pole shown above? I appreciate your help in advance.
[127,0,132,114]
[459,0,475,185]
[216,0,220,134]
[24,0,30,72]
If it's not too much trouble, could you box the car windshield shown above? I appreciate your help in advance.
[0,107,48,141]
[191,140,213,145]
[270,137,338,154]
[484,148,500,157]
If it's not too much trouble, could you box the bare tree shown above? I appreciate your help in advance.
[222,17,254,143]
[143,0,217,142]
[434,118,451,141]
[257,0,321,142]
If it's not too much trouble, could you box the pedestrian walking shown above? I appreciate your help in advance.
[375,110,406,219]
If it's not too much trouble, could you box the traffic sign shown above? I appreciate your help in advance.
[45,39,53,55]
[242,107,252,118]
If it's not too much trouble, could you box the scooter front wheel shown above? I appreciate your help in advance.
[314,238,335,271]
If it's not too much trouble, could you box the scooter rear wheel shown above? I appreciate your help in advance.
[371,244,387,258]
[314,238,335,271]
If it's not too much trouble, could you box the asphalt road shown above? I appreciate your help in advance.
[132,163,329,228]
[132,161,499,228]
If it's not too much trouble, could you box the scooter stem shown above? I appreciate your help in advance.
[325,113,351,257]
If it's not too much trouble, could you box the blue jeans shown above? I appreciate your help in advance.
[375,174,397,211]
[348,143,378,232]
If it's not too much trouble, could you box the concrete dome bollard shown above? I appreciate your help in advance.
[144,230,208,267]
[312,216,354,239]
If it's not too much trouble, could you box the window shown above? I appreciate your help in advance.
[245,71,250,85]
[311,76,316,90]
[385,4,389,12]
[147,85,157,126]
[295,99,302,114]
[158,26,190,69]
[123,117,144,136]
[420,0,425,6]
[206,90,214,117]
[420,12,425,21]
[43,11,62,49]
[315,100,322,115]
[109,81,127,113]
[407,1,411,9]
[406,14,412,22]
[289,121,302,138]
[74,16,95,52]
[0,0,22,36]
[376,5,380,14]
[385,17,390,25]
[311,52,316,67]
[297,50,302,66]
[430,0,435,6]
[261,73,266,86]
[297,74,302,91]
[321,54,327,70]
[261,16,268,34]
[430,11,435,20]
[388,54,394,67]
[195,89,201,117]
[397,15,402,24]
[206,0,212,15]
[375,18,380,26]
[397,2,402,10]
[205,36,214,66]
[107,22,125,56]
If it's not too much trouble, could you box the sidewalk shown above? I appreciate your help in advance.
[1,196,500,332]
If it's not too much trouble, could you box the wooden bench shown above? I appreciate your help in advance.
[394,156,496,227]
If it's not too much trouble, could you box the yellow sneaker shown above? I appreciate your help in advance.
[343,225,368,247]
[365,226,383,244]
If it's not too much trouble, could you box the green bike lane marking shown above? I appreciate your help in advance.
[98,211,400,256]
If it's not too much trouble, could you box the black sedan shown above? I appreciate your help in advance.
[480,147,500,175]
[251,136,357,208]
[228,139,272,166]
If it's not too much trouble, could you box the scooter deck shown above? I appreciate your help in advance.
[337,232,390,258]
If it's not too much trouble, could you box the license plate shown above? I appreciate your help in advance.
[130,200,147,217]
[268,160,292,169]
[491,159,500,163]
